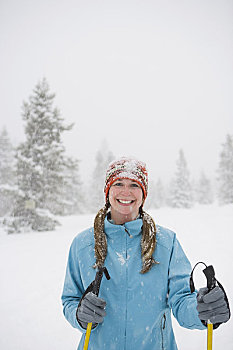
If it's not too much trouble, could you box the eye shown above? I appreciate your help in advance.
[131,183,140,188]
[113,182,123,186]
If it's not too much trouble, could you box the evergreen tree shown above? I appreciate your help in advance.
[169,149,193,208]
[0,127,17,216]
[217,134,233,205]
[196,172,214,204]
[88,142,114,212]
[10,78,74,232]
[62,157,84,215]
[0,127,15,185]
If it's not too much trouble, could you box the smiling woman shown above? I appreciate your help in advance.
[61,157,230,350]
[93,158,156,274]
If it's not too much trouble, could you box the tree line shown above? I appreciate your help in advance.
[0,78,232,233]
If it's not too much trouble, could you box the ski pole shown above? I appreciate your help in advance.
[207,321,213,350]
[190,262,230,350]
[83,267,110,350]
[83,323,92,350]
[203,265,216,350]
[190,263,216,350]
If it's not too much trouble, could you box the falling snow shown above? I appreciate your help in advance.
[0,204,232,349]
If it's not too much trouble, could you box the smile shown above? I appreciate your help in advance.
[117,199,134,204]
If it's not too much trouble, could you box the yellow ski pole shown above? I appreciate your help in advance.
[83,322,92,350]
[83,267,110,350]
[190,263,230,350]
[190,263,216,350]
[203,265,216,350]
[207,321,213,350]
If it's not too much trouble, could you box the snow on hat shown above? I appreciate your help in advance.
[104,157,148,200]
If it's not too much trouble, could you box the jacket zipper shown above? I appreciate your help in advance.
[124,227,133,348]
[161,313,166,350]
[124,228,128,349]
[124,227,133,238]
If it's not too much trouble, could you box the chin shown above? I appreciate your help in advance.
[118,207,137,217]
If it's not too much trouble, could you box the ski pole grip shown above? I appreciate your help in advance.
[103,267,110,280]
[92,270,103,296]
[92,267,111,296]
[203,265,216,291]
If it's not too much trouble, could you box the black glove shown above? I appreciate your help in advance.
[197,286,230,327]
[76,292,106,329]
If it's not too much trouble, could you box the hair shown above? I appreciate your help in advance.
[93,202,158,274]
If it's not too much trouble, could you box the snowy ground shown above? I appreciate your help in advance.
[0,203,232,350]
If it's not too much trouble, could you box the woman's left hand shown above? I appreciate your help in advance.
[197,286,230,325]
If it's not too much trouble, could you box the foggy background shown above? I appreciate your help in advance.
[1,0,232,184]
[0,2,233,349]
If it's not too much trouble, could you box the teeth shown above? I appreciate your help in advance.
[118,200,133,204]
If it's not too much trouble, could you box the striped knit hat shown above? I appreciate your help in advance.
[104,157,148,200]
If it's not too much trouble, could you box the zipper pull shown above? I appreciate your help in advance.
[125,228,133,238]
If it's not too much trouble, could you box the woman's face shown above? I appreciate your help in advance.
[108,178,143,225]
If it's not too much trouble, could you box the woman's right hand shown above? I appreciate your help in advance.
[76,292,107,329]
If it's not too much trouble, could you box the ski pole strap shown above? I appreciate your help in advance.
[189,262,217,293]
[189,261,207,293]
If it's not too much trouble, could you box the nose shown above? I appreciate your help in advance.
[120,185,131,195]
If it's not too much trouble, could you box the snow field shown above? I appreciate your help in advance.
[0,205,232,350]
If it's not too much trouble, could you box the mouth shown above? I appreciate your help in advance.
[117,199,134,205]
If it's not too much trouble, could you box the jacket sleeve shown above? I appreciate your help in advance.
[61,238,86,333]
[167,234,206,330]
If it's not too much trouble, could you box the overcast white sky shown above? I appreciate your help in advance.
[0,0,232,184]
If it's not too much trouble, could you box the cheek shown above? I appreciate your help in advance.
[137,193,143,204]
[108,188,117,203]
[135,191,143,207]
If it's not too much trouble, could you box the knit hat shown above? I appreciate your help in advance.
[104,157,148,200]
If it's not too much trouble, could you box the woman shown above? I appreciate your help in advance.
[62,157,230,350]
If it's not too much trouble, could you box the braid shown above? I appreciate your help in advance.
[140,207,158,273]
[93,201,110,269]
[93,203,158,273]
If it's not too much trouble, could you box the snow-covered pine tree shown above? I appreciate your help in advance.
[0,127,15,185]
[10,78,74,232]
[196,171,214,204]
[61,156,84,215]
[88,142,114,212]
[0,127,17,216]
[169,149,193,208]
[217,134,233,205]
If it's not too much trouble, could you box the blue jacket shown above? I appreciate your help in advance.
[61,217,205,350]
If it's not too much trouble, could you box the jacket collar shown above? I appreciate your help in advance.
[104,216,143,237]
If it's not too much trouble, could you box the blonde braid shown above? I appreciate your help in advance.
[140,208,158,273]
[93,203,158,273]
[93,201,110,269]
